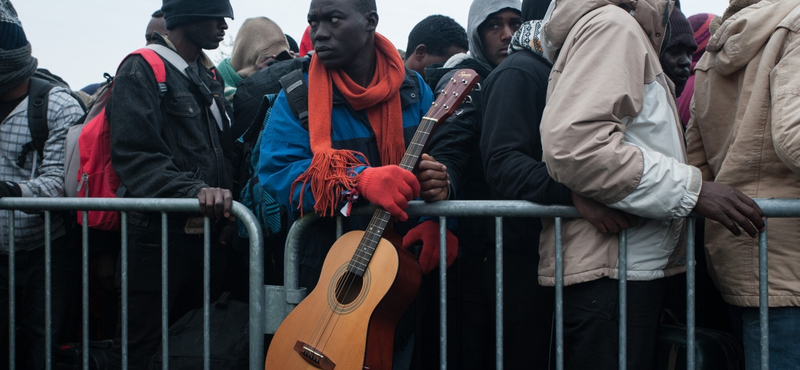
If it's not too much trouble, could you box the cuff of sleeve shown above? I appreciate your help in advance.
[676,166,702,218]
[17,182,32,197]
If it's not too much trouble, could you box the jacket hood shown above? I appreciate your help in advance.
[541,0,672,62]
[468,0,522,70]
[703,0,800,76]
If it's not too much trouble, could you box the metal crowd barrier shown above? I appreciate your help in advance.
[0,198,264,370]
[277,199,800,370]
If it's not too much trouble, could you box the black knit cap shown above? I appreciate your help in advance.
[665,6,696,51]
[0,0,27,50]
[161,0,234,30]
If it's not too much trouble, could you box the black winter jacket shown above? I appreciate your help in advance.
[108,37,234,201]
[479,50,572,253]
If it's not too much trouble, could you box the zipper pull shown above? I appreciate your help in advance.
[77,173,88,193]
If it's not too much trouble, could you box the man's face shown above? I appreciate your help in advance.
[406,45,467,77]
[478,9,522,68]
[145,16,168,45]
[660,44,695,97]
[307,0,376,71]
[184,17,228,50]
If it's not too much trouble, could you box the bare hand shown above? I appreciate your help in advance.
[571,192,639,234]
[197,187,233,219]
[693,181,764,237]
[255,54,277,70]
[416,154,450,202]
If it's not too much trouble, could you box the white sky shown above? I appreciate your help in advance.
[14,0,729,90]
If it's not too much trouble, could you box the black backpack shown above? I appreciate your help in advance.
[149,292,249,370]
[19,69,87,168]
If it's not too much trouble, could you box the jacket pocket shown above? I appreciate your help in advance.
[163,94,202,118]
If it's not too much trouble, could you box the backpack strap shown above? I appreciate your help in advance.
[130,48,168,97]
[279,69,309,130]
[18,77,55,168]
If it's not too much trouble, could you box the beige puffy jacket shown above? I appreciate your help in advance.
[686,0,800,307]
[538,0,701,286]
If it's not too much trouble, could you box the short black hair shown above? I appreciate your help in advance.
[353,0,376,13]
[405,15,468,60]
[152,9,164,18]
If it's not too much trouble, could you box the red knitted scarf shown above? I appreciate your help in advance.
[291,33,406,216]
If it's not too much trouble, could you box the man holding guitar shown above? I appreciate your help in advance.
[258,0,459,368]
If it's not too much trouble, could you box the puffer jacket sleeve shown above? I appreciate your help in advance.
[541,10,700,219]
[257,90,316,221]
[769,32,800,175]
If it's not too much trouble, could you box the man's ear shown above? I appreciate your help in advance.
[365,11,378,31]
[414,44,427,62]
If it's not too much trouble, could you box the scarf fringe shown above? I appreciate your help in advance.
[290,149,369,217]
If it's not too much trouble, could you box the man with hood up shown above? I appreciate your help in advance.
[412,0,524,368]
[537,0,765,368]
[686,0,800,368]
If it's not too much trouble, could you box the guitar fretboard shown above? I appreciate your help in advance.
[344,72,478,276]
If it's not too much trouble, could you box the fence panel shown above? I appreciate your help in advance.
[278,199,800,370]
[0,198,263,370]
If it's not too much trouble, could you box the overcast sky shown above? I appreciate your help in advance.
[14,0,729,90]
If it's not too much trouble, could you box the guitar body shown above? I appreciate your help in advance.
[265,231,422,370]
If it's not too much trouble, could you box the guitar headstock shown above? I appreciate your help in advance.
[425,69,480,124]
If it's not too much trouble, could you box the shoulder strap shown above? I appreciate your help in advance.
[279,69,309,130]
[128,48,168,97]
[18,77,54,167]
[146,44,227,131]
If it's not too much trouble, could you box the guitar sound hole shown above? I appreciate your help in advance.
[335,271,363,305]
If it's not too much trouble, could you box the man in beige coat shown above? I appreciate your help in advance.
[686,0,800,368]
[538,0,765,368]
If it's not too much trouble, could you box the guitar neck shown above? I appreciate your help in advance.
[347,70,479,276]
[347,118,437,276]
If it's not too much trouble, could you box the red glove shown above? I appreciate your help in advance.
[356,165,420,221]
[402,220,458,274]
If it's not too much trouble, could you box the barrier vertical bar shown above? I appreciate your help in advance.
[8,211,15,370]
[495,217,503,370]
[241,202,265,370]
[555,217,564,370]
[203,218,211,370]
[618,230,627,370]
[82,213,91,370]
[44,211,52,370]
[685,219,696,370]
[759,220,769,370]
[121,212,129,370]
[439,217,447,370]
[161,213,169,370]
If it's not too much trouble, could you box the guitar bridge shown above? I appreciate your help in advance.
[293,340,336,370]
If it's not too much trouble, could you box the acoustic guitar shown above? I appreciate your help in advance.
[264,69,480,370]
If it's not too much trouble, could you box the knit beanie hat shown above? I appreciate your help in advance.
[161,0,234,30]
[0,0,37,97]
[689,13,716,63]
[0,0,27,50]
[663,7,696,53]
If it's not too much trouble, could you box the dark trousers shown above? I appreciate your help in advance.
[0,236,80,370]
[562,277,666,370]
[106,223,225,370]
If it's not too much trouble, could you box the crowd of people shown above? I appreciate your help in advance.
[1,0,799,369]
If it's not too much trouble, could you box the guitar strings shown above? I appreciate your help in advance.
[302,87,454,353]
[314,116,438,351]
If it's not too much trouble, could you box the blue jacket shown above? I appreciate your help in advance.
[258,70,433,222]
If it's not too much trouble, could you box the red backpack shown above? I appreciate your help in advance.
[76,48,166,231]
